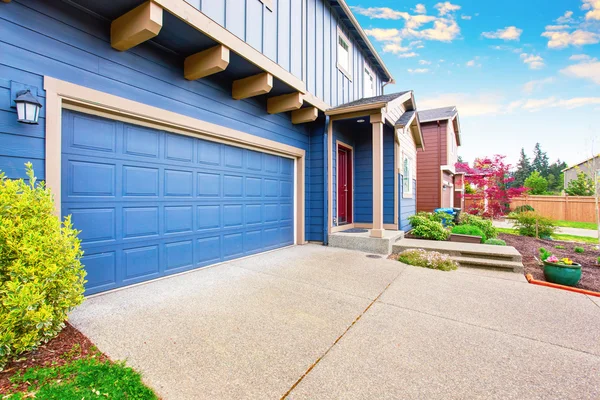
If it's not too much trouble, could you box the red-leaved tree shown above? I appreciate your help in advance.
[456,155,528,218]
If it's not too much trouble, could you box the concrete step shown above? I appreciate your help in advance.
[451,256,524,273]
[392,238,522,262]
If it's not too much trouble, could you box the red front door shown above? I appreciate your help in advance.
[337,146,352,224]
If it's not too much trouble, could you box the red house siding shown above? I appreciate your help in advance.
[416,120,448,212]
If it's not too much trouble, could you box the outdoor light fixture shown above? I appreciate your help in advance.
[14,89,42,124]
[357,119,365,123]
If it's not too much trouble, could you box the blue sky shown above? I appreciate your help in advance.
[348,0,600,167]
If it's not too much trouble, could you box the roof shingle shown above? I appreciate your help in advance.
[418,106,457,123]
[327,91,411,111]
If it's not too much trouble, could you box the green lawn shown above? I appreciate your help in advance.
[5,356,157,400]
[555,220,598,230]
[497,227,598,245]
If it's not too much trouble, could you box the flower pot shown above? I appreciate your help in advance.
[543,262,582,287]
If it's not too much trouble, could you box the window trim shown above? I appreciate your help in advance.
[258,0,273,11]
[363,64,374,98]
[402,153,413,198]
[337,27,353,81]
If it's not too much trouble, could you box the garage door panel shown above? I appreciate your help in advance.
[62,110,295,295]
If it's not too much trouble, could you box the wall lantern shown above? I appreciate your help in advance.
[14,89,42,124]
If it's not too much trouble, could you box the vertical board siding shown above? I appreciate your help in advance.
[353,131,372,223]
[398,115,419,230]
[383,126,394,224]
[187,0,386,107]
[416,121,446,212]
[307,121,325,241]
[0,0,326,242]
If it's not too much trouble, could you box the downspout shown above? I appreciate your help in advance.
[382,80,392,95]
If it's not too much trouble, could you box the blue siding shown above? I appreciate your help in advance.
[399,176,417,230]
[0,0,326,242]
[306,121,326,242]
[187,0,386,107]
[62,110,295,294]
[383,126,394,224]
[354,133,372,223]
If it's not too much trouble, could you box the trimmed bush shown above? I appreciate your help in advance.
[574,246,585,253]
[458,213,497,239]
[513,205,534,213]
[410,219,450,241]
[452,224,486,242]
[0,164,85,368]
[485,238,506,246]
[512,211,556,238]
[398,249,458,271]
[555,245,565,249]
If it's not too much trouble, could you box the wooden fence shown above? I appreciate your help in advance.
[510,196,597,223]
[464,195,598,223]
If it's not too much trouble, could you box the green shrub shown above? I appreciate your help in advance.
[458,213,497,239]
[539,247,552,261]
[512,211,556,238]
[411,218,450,241]
[0,164,85,368]
[597,256,600,265]
[485,238,506,246]
[574,246,585,253]
[555,245,565,249]
[409,211,452,227]
[452,224,486,242]
[524,171,548,195]
[398,249,458,271]
[513,205,535,213]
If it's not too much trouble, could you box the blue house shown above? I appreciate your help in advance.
[0,0,423,294]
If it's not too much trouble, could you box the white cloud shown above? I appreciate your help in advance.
[466,57,481,67]
[418,93,505,117]
[407,19,461,42]
[545,25,570,31]
[435,2,461,16]
[419,59,432,65]
[407,68,429,74]
[561,60,600,84]
[410,40,425,48]
[582,0,600,20]
[398,52,419,58]
[350,6,407,20]
[413,4,426,14]
[516,96,600,111]
[382,42,410,54]
[542,29,600,48]
[365,28,401,42]
[461,15,472,20]
[482,26,523,41]
[556,10,574,24]
[522,77,555,94]
[570,54,592,61]
[520,53,545,69]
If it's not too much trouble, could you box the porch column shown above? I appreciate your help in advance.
[370,113,384,238]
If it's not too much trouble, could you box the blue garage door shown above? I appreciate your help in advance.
[61,110,295,295]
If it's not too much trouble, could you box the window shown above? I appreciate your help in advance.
[337,28,352,79]
[364,66,374,97]
[403,154,412,195]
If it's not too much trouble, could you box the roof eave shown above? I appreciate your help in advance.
[325,102,387,116]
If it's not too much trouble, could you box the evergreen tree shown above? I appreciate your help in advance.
[547,159,568,193]
[513,148,532,187]
[532,143,549,177]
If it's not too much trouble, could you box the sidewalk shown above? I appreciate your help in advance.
[493,220,599,239]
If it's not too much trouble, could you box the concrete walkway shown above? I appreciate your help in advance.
[69,245,600,400]
[494,219,599,239]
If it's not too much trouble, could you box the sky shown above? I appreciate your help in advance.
[348,0,600,168]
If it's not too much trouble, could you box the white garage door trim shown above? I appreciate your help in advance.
[44,76,306,245]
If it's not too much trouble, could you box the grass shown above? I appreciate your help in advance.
[497,227,599,245]
[555,220,598,230]
[5,355,157,399]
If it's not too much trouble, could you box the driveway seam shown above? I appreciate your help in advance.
[587,295,600,310]
[376,300,600,358]
[279,268,407,399]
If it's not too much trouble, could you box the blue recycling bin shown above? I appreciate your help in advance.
[434,208,456,227]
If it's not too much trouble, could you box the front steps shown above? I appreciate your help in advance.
[392,238,524,273]
[329,229,405,255]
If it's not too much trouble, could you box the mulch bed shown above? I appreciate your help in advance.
[499,233,600,293]
[0,323,109,394]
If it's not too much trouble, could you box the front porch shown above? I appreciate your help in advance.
[324,92,424,246]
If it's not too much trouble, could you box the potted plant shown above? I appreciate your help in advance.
[539,248,582,287]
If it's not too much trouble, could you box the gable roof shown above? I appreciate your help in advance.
[326,92,410,112]
[562,154,600,172]
[418,106,458,123]
[396,110,416,128]
[330,0,394,84]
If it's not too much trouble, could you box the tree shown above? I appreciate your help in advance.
[458,155,528,218]
[532,143,549,177]
[513,148,532,188]
[547,159,568,193]
[565,171,594,196]
[524,171,548,195]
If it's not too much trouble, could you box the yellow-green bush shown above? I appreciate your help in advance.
[0,163,85,368]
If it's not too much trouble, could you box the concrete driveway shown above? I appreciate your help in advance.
[69,245,600,400]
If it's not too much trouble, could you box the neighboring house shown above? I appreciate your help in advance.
[562,155,600,189]
[416,106,462,212]
[0,0,420,295]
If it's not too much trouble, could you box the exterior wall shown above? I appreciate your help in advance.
[383,125,395,224]
[306,121,326,241]
[416,120,447,212]
[187,0,385,107]
[398,121,418,230]
[0,0,325,241]
[563,157,600,189]
[442,171,453,208]
[446,120,458,167]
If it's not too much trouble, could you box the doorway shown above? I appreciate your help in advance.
[337,144,353,225]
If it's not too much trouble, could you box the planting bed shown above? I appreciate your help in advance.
[500,233,600,292]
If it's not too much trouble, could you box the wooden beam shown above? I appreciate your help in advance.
[267,92,303,114]
[111,1,163,51]
[292,107,318,124]
[184,45,230,81]
[232,72,273,100]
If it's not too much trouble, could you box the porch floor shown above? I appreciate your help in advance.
[328,229,404,255]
